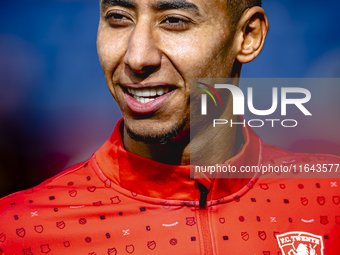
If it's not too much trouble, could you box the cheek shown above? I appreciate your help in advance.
[159,31,231,79]
[97,28,127,101]
[97,26,129,75]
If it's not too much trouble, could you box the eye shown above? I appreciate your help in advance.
[105,12,133,27]
[160,16,191,31]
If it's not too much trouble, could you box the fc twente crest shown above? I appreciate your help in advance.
[276,232,324,255]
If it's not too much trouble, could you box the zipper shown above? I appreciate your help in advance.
[199,183,208,209]
[198,183,214,255]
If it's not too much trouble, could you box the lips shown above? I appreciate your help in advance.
[122,85,176,114]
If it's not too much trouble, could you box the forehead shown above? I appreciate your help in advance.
[100,0,227,15]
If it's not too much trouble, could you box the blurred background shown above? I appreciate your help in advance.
[0,0,339,197]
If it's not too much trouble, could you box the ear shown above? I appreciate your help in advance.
[234,7,269,64]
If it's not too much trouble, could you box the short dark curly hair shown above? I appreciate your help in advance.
[227,0,262,29]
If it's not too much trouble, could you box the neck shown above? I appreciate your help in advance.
[123,99,241,167]
[123,128,190,165]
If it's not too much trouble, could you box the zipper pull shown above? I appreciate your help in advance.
[198,183,209,209]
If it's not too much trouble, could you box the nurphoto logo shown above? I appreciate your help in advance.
[197,82,312,128]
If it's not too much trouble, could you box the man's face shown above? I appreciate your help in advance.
[97,0,236,143]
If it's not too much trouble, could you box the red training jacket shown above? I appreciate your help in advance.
[1,119,339,254]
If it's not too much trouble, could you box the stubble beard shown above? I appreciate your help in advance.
[125,119,187,145]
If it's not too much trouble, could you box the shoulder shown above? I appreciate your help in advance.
[252,144,340,210]
[0,160,91,217]
[257,143,340,180]
[262,143,340,164]
[0,158,123,253]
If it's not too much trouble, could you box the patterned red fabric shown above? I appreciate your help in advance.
[1,119,339,254]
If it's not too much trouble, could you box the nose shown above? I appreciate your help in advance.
[123,21,161,74]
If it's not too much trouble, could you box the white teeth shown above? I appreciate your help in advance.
[142,89,151,97]
[128,86,171,104]
[150,88,157,96]
[134,96,157,104]
[157,87,164,96]
[128,87,169,97]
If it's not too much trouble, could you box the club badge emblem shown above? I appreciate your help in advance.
[34,225,44,233]
[300,197,308,206]
[276,231,324,255]
[56,221,65,229]
[40,244,51,254]
[258,231,267,240]
[317,196,325,205]
[110,196,121,204]
[126,244,135,254]
[241,232,249,241]
[16,228,26,237]
[333,195,340,205]
[69,189,77,197]
[186,217,196,226]
[320,216,328,225]
[147,241,156,250]
[260,183,269,190]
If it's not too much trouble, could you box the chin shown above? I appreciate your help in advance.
[125,120,186,145]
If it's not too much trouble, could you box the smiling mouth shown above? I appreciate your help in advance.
[125,86,175,104]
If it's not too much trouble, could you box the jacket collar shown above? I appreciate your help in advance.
[94,118,263,202]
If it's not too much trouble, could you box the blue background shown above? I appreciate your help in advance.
[0,0,339,197]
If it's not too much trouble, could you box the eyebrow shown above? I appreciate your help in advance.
[101,0,136,9]
[101,0,201,16]
[152,0,200,15]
